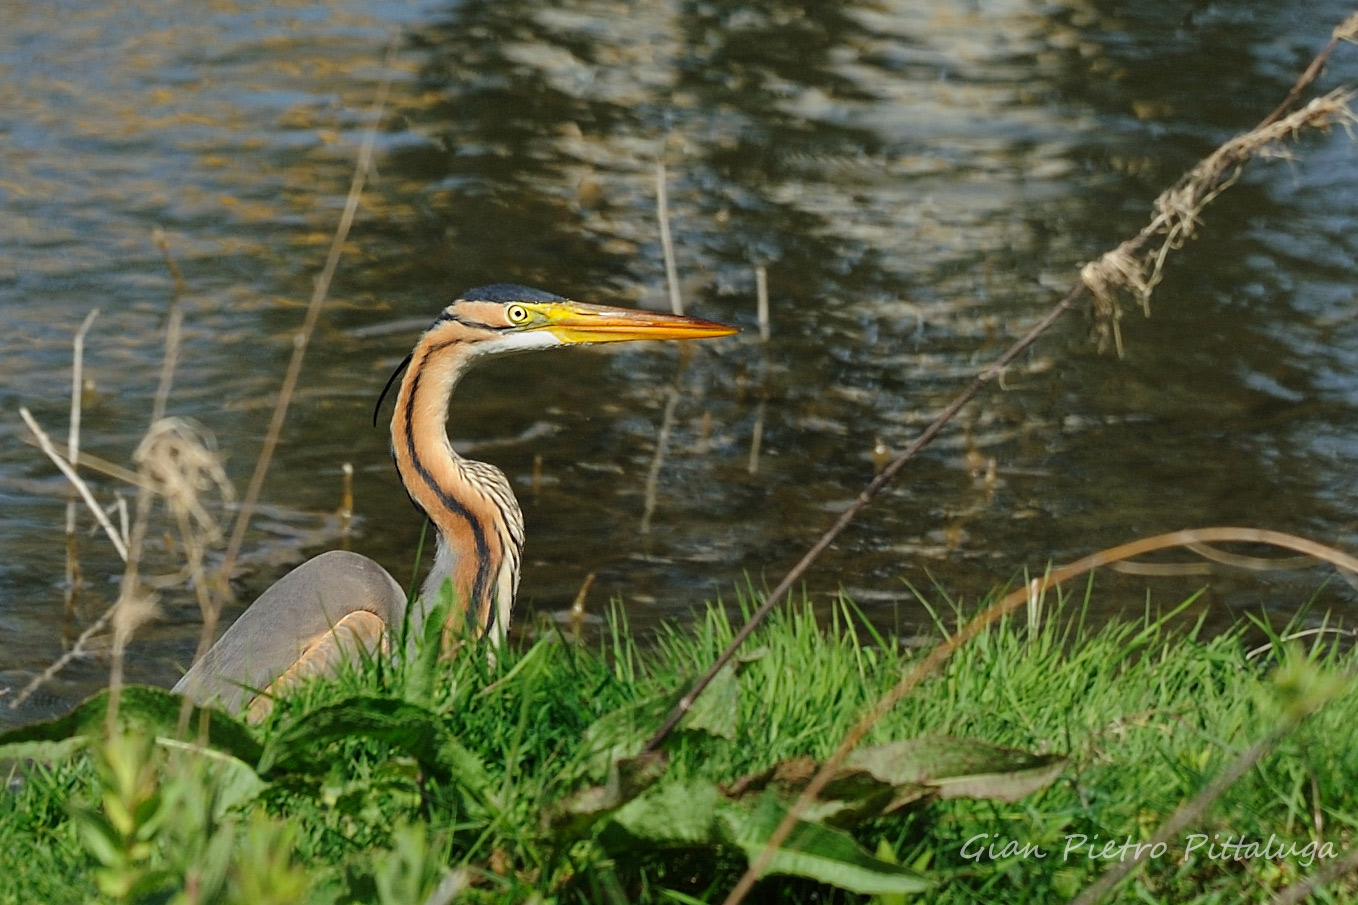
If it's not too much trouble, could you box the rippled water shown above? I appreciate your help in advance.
[4,0,1358,723]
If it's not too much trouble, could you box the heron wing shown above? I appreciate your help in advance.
[172,550,405,715]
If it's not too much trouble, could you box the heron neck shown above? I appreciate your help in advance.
[390,339,520,642]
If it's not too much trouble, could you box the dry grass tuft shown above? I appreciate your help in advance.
[1083,89,1357,355]
[134,418,233,549]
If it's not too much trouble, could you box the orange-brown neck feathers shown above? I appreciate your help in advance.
[389,324,521,641]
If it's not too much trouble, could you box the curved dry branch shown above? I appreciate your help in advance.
[726,527,1358,903]
[649,17,1356,764]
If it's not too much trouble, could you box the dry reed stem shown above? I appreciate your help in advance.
[1083,89,1357,354]
[14,58,394,718]
[64,310,99,620]
[16,436,150,489]
[640,380,681,535]
[755,265,770,343]
[109,418,229,732]
[15,242,223,717]
[1110,539,1318,576]
[656,158,684,316]
[748,266,771,473]
[1246,627,1357,661]
[724,528,1358,904]
[637,158,690,533]
[1181,541,1315,571]
[19,407,129,562]
[136,419,232,543]
[747,397,766,475]
[569,571,595,642]
[66,311,97,478]
[339,461,354,541]
[105,473,159,732]
[132,419,233,704]
[9,420,218,712]
[105,586,159,733]
[11,605,119,708]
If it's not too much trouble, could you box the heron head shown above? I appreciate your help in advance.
[435,283,739,354]
[373,285,738,426]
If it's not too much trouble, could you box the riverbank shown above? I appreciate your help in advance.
[2,587,1355,903]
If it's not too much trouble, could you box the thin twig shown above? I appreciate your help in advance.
[1258,12,1358,128]
[642,285,1082,752]
[656,159,684,316]
[20,407,129,562]
[11,604,119,708]
[16,435,149,489]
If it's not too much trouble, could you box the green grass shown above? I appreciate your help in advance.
[2,584,1356,904]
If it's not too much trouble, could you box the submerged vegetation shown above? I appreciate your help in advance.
[2,589,1356,903]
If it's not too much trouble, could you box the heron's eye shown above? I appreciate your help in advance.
[506,304,530,325]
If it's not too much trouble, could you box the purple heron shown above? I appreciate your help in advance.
[173,285,736,718]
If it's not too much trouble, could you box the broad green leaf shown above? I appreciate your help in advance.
[0,686,261,766]
[543,752,668,839]
[677,663,738,740]
[0,734,88,763]
[845,737,1067,802]
[578,692,671,779]
[260,696,443,773]
[728,736,1066,827]
[723,790,930,895]
[156,738,268,817]
[601,778,726,848]
[725,755,913,826]
[257,694,493,807]
[598,780,930,896]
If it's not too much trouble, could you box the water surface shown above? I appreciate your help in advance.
[4,0,1358,722]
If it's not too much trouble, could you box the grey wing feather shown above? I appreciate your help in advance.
[173,550,406,713]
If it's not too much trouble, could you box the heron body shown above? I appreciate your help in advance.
[174,285,736,717]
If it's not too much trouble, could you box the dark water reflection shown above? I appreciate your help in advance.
[4,0,1358,723]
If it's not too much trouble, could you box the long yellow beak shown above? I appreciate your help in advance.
[543,301,739,344]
